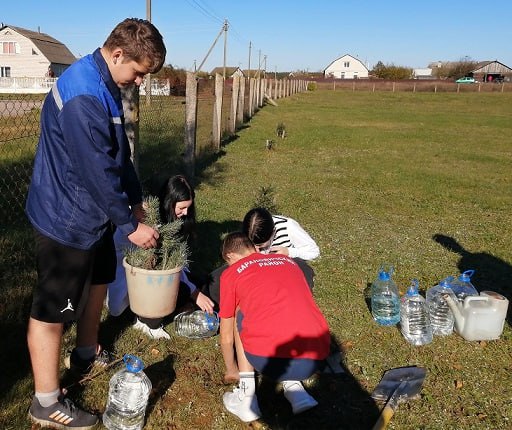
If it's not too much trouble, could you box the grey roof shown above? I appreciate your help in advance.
[210,66,244,76]
[2,24,76,65]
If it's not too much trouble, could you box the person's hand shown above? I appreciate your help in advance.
[128,223,159,249]
[131,203,146,223]
[269,246,289,256]
[193,291,215,314]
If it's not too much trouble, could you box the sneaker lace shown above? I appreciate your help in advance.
[95,349,112,367]
[61,397,77,415]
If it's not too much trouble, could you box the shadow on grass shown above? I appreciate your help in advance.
[433,234,512,325]
[0,321,31,394]
[188,219,242,276]
[144,354,176,419]
[254,333,379,429]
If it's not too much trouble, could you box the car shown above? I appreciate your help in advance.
[456,77,477,84]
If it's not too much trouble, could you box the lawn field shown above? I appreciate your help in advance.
[1,89,511,429]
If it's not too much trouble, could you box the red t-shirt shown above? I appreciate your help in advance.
[219,253,330,360]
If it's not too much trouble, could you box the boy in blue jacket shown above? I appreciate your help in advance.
[25,18,166,429]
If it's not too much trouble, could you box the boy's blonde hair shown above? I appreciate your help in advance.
[103,18,166,73]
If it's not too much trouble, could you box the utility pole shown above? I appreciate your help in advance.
[263,55,267,78]
[222,19,228,79]
[257,49,261,78]
[145,0,152,105]
[197,23,225,73]
[248,41,252,79]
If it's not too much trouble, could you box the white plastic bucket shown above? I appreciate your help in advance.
[123,258,181,318]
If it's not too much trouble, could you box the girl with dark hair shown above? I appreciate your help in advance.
[107,175,214,339]
[204,207,319,309]
[242,207,319,259]
[159,175,196,224]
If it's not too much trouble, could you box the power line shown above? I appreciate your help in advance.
[184,0,224,25]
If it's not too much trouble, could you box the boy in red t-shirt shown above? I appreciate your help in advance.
[219,232,330,422]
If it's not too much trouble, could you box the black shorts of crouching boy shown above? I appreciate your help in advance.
[30,227,116,323]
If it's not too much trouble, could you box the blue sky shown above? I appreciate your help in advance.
[2,0,511,72]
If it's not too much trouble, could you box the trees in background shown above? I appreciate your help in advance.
[429,57,479,79]
[371,61,412,79]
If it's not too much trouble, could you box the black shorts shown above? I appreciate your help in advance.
[30,227,116,323]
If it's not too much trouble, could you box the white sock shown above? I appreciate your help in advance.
[282,380,304,392]
[239,371,256,395]
[35,389,60,407]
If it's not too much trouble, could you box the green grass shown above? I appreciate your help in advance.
[1,90,512,429]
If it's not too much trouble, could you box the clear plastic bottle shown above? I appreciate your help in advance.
[174,310,219,339]
[103,355,152,430]
[400,279,433,345]
[371,264,400,326]
[450,270,478,303]
[426,277,457,336]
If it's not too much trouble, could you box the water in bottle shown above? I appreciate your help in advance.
[174,310,219,339]
[426,277,457,335]
[400,279,433,345]
[371,264,400,326]
[450,270,478,303]
[103,355,152,430]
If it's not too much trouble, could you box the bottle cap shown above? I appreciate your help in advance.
[406,279,419,296]
[123,354,144,373]
[205,312,219,330]
[378,271,390,281]
[459,269,475,281]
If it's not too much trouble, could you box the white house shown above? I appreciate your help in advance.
[412,68,433,79]
[324,54,369,79]
[0,24,76,78]
[210,66,245,78]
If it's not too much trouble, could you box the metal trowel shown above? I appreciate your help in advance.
[371,366,427,430]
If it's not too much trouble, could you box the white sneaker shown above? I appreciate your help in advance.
[133,318,171,340]
[223,382,261,422]
[283,381,318,414]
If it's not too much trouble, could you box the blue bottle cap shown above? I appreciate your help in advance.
[459,269,475,281]
[205,312,219,330]
[406,279,419,296]
[378,271,390,281]
[123,354,144,373]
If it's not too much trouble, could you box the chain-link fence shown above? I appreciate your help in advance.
[0,75,305,296]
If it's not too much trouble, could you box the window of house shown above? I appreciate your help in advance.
[32,48,38,55]
[344,61,350,68]
[2,42,19,54]
[1,66,11,77]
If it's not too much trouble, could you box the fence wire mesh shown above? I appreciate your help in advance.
[0,79,244,278]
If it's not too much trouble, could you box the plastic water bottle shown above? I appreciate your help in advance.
[450,270,478,303]
[371,264,400,326]
[103,355,152,430]
[174,310,219,339]
[426,277,457,336]
[400,279,433,345]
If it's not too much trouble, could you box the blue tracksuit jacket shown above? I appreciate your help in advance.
[26,48,142,250]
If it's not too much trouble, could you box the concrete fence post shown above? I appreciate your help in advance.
[248,78,254,118]
[229,75,240,134]
[121,86,140,175]
[212,73,224,151]
[184,71,198,178]
[237,76,246,125]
